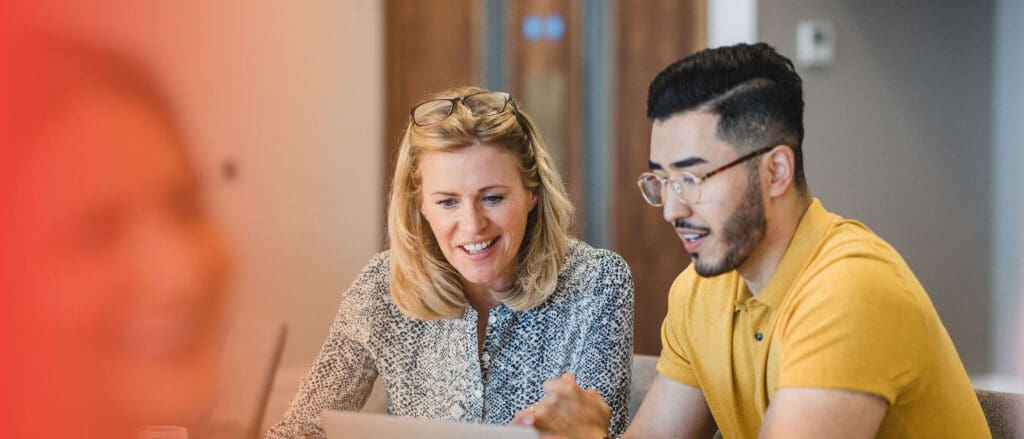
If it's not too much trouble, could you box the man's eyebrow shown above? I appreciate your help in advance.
[670,157,708,169]
[649,157,708,171]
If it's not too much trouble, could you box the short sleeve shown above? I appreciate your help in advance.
[774,256,926,404]
[656,271,700,388]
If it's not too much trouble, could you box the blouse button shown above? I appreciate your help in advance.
[481,352,491,362]
[487,314,497,325]
[754,331,764,341]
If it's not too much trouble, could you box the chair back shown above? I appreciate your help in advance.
[976,388,1024,439]
[630,354,660,420]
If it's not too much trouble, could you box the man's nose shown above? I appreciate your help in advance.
[662,194,694,226]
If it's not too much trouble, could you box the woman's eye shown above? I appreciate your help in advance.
[482,194,504,205]
[436,198,457,209]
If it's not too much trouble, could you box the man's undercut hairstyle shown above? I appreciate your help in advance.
[647,43,807,190]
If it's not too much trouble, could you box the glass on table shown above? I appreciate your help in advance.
[137,425,188,439]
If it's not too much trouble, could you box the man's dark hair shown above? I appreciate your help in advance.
[647,43,807,191]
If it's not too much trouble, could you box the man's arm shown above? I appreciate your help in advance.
[759,388,887,439]
[623,373,717,439]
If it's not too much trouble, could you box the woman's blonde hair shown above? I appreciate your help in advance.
[387,86,574,320]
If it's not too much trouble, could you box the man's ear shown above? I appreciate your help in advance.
[765,145,796,198]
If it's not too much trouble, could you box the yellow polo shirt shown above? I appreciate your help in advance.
[657,199,989,438]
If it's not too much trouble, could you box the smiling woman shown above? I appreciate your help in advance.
[267,87,636,439]
[417,144,537,303]
[392,88,569,318]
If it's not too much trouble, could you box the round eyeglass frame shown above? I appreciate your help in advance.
[637,145,776,206]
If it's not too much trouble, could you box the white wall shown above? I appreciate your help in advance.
[992,0,1024,375]
[33,1,385,370]
[760,0,994,373]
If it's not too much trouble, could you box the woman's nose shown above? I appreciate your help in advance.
[460,204,488,233]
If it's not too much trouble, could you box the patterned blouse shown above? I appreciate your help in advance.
[266,240,635,438]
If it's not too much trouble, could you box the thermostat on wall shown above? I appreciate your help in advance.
[796,20,837,69]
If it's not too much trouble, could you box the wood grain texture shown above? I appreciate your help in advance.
[384,0,482,206]
[506,0,584,237]
[612,0,706,355]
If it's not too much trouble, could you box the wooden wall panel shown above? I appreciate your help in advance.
[384,0,481,196]
[506,0,584,237]
[612,0,706,355]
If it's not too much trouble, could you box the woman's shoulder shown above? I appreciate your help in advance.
[339,250,393,307]
[561,240,631,280]
[549,240,634,306]
[333,250,404,336]
[365,249,392,274]
[353,249,392,287]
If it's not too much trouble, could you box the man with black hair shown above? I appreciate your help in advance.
[513,43,988,438]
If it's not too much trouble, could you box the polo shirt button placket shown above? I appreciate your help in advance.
[754,331,763,342]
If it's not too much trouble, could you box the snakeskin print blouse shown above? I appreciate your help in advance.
[266,240,634,438]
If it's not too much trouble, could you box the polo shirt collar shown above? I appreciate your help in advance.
[750,198,832,309]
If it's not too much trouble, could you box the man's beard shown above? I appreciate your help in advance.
[693,169,767,277]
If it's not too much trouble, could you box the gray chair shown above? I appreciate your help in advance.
[630,354,722,438]
[629,354,660,420]
[976,388,1024,439]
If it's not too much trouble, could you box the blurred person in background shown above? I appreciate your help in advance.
[0,35,232,439]
[267,86,634,438]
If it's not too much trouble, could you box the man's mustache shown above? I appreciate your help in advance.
[674,219,710,233]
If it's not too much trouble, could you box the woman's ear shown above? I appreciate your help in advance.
[529,190,538,211]
[765,145,796,198]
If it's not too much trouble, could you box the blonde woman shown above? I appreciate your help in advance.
[268,87,634,438]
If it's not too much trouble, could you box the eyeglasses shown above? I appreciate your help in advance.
[637,145,775,206]
[410,91,515,127]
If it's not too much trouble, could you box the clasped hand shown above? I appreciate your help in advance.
[511,372,612,439]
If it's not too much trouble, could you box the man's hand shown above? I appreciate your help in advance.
[511,372,611,439]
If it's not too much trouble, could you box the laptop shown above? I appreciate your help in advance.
[322,410,540,439]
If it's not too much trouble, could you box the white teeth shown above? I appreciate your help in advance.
[463,238,496,254]
[683,233,704,243]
